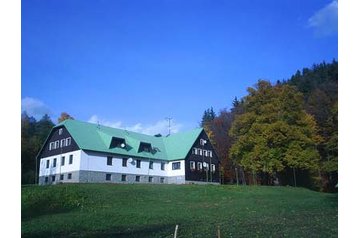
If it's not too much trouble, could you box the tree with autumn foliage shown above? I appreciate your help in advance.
[229,80,321,185]
[58,112,74,123]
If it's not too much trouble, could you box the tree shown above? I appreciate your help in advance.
[58,112,74,123]
[21,112,55,184]
[200,107,216,127]
[229,80,321,185]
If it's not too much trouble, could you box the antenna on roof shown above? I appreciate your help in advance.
[165,117,172,136]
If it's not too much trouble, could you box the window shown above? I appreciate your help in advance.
[60,174,64,180]
[106,174,112,181]
[149,161,153,169]
[110,137,126,149]
[208,150,212,157]
[59,128,63,135]
[55,141,59,149]
[198,149,202,156]
[135,176,140,182]
[60,139,65,148]
[203,150,208,157]
[46,160,50,168]
[192,148,197,154]
[211,164,216,173]
[122,158,127,167]
[161,162,165,170]
[49,142,54,150]
[69,155,73,164]
[197,162,203,170]
[45,177,48,183]
[61,156,65,166]
[190,161,196,170]
[67,173,72,180]
[121,174,126,182]
[66,137,71,146]
[172,162,181,170]
[160,177,164,183]
[139,142,152,152]
[107,156,113,166]
[52,175,55,182]
[200,139,207,146]
[149,176,153,183]
[53,158,57,167]
[136,160,141,168]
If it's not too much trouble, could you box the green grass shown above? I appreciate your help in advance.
[22,184,337,238]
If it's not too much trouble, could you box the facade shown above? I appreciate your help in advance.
[37,119,220,185]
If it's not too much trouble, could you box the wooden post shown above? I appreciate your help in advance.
[235,167,239,186]
[217,225,221,238]
[174,225,178,238]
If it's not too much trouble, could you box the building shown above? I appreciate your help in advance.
[37,119,220,185]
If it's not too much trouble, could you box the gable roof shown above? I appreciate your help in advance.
[54,119,203,161]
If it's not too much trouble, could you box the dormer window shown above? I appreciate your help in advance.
[110,137,126,149]
[138,142,152,153]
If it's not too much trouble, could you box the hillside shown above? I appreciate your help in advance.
[22,184,337,237]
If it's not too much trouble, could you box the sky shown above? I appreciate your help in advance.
[21,0,338,135]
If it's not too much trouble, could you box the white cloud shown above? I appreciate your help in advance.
[88,115,182,136]
[88,115,123,129]
[21,97,52,119]
[308,1,338,37]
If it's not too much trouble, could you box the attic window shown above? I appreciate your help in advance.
[110,137,126,149]
[59,128,63,135]
[139,142,152,153]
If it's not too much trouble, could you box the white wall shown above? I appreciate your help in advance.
[39,150,186,180]
[167,160,185,177]
[80,150,182,177]
[39,150,81,176]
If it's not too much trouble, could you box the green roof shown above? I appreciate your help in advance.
[55,119,203,161]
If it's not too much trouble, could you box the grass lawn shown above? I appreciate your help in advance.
[22,184,337,237]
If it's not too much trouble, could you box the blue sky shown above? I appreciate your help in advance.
[21,0,338,135]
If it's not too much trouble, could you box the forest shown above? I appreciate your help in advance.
[202,60,338,192]
[21,61,338,192]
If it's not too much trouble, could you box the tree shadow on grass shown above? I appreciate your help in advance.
[22,223,178,238]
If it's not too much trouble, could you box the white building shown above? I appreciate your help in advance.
[37,119,220,185]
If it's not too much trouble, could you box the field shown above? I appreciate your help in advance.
[22,184,337,237]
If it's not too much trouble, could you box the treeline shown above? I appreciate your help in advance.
[202,60,338,192]
[21,112,73,184]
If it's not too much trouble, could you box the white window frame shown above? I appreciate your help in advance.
[66,137,71,146]
[197,162,203,170]
[69,155,73,164]
[59,128,63,135]
[204,150,208,157]
[55,140,59,149]
[190,161,196,170]
[211,164,216,173]
[198,149,202,156]
[172,162,181,170]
